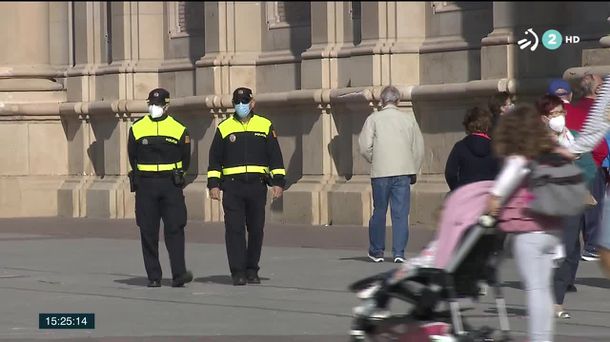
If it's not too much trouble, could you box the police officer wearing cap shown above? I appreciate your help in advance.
[207,87,286,286]
[127,88,193,288]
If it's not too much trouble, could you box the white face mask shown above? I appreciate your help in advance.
[548,115,566,133]
[148,105,165,118]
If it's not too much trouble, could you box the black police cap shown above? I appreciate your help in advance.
[232,87,253,104]
[147,88,170,105]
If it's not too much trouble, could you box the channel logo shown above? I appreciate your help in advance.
[518,28,580,51]
[518,28,539,51]
[542,29,563,50]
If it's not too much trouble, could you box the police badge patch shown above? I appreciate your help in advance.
[229,134,236,142]
[142,138,149,145]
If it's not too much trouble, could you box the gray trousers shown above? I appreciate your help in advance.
[513,232,561,342]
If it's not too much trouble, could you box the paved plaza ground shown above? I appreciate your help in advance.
[0,218,609,341]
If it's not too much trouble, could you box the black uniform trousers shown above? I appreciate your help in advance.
[135,176,188,281]
[221,178,267,276]
[553,214,582,305]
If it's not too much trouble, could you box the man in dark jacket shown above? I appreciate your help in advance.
[445,107,500,191]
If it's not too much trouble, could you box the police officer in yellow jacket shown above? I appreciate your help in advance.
[128,88,193,288]
[207,87,286,286]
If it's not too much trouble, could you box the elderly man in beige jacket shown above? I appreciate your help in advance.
[358,85,425,263]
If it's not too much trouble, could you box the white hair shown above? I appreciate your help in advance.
[380,86,400,106]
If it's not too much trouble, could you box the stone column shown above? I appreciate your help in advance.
[280,2,339,225]
[62,2,144,219]
[481,2,570,81]
[337,1,393,87]
[567,13,610,80]
[196,2,262,95]
[300,2,343,90]
[0,2,64,100]
[480,2,518,80]
[389,2,426,85]
[194,2,265,222]
[0,2,68,217]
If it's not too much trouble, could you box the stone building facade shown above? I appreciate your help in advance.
[0,2,609,227]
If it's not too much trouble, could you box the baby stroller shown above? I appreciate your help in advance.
[349,181,512,342]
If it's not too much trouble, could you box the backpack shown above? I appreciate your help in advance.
[526,152,588,217]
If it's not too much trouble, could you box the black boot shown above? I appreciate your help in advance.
[246,269,261,284]
[232,273,247,286]
[172,271,193,288]
[147,280,161,288]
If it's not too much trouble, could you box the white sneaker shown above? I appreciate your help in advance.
[356,283,381,299]
[353,306,391,319]
[368,253,384,263]
[393,256,405,263]
[369,309,391,319]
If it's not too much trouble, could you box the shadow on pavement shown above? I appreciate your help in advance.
[484,306,527,317]
[195,275,271,285]
[339,256,377,263]
[574,277,610,289]
[114,277,173,287]
[195,275,233,285]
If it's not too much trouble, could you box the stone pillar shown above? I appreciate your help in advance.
[0,2,68,217]
[61,2,142,219]
[159,2,204,98]
[257,1,311,93]
[0,3,50,66]
[566,13,610,79]
[49,2,71,67]
[282,100,338,225]
[0,2,64,99]
[389,2,426,85]
[480,2,516,80]
[300,2,343,89]
[281,3,337,224]
[482,2,573,81]
[578,11,610,69]
[196,2,262,95]
[338,1,393,87]
[195,2,264,222]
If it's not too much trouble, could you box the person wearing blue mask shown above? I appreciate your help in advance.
[207,87,286,286]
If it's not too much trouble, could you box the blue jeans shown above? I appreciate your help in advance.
[368,175,411,258]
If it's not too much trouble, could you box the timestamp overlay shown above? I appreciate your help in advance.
[39,313,95,330]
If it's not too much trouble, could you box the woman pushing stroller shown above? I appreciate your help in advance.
[353,105,580,342]
[486,105,569,342]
